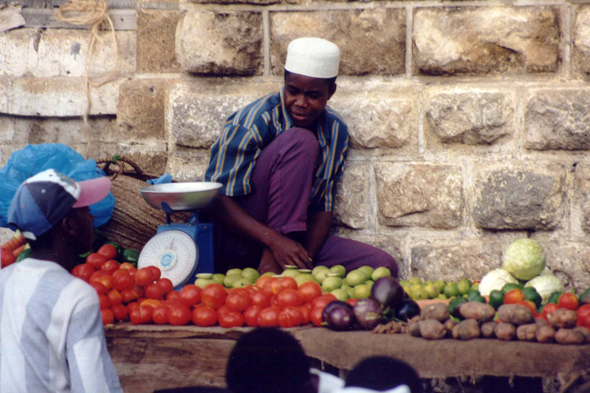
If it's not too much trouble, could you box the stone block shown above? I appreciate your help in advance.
[426,91,515,145]
[32,30,135,78]
[411,241,504,282]
[5,77,123,117]
[166,148,211,181]
[473,164,566,230]
[13,116,119,146]
[84,142,169,175]
[577,163,590,233]
[574,7,590,74]
[0,29,39,77]
[117,79,171,142]
[413,7,560,75]
[176,11,263,76]
[0,116,14,144]
[330,92,415,150]
[167,81,279,149]
[525,90,590,150]
[0,78,8,113]
[375,164,463,229]
[188,0,280,5]
[137,10,181,74]
[270,9,406,76]
[334,162,371,230]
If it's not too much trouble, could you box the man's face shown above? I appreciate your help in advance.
[284,72,336,129]
[70,207,94,255]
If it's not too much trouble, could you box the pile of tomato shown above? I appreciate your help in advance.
[72,253,353,328]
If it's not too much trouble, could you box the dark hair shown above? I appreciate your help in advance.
[226,328,311,393]
[284,70,337,88]
[345,356,421,392]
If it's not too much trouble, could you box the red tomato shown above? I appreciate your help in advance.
[127,268,138,279]
[101,309,114,326]
[542,303,560,318]
[278,307,303,328]
[139,303,155,324]
[72,264,95,283]
[219,311,244,328]
[255,276,276,291]
[258,307,280,327]
[192,305,218,327]
[277,289,303,309]
[90,281,108,296]
[111,304,128,321]
[168,304,192,326]
[311,307,324,327]
[107,289,123,306]
[166,290,181,303]
[86,253,107,270]
[201,284,228,309]
[298,281,323,303]
[346,298,359,307]
[504,289,525,305]
[311,294,337,311]
[250,291,272,308]
[226,293,250,313]
[296,306,311,325]
[127,302,140,314]
[230,288,249,298]
[303,302,313,311]
[271,295,279,308]
[156,278,174,295]
[132,285,145,299]
[95,275,114,291]
[129,308,143,325]
[113,270,135,292]
[261,278,277,296]
[244,285,257,297]
[119,262,135,270]
[271,277,297,295]
[217,305,231,317]
[244,305,262,327]
[558,293,579,311]
[152,305,170,325]
[98,295,111,310]
[141,299,162,309]
[516,300,537,315]
[1,248,16,269]
[146,266,161,281]
[145,284,164,300]
[179,285,202,307]
[121,289,138,304]
[135,268,155,287]
[97,244,118,260]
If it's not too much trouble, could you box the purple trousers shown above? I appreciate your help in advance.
[212,128,398,277]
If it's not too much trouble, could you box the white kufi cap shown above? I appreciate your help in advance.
[285,37,340,79]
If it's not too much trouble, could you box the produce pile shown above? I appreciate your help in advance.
[1,233,28,268]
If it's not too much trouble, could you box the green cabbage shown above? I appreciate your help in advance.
[478,269,519,296]
[502,239,546,281]
[524,274,564,304]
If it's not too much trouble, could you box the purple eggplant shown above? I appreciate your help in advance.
[353,298,382,330]
[324,302,356,331]
[371,276,404,310]
[394,299,421,321]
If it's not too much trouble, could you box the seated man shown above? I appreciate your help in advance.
[343,356,421,393]
[1,169,122,393]
[205,37,398,275]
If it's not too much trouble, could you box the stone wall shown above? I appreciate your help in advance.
[1,0,590,286]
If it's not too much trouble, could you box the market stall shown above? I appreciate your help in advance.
[105,324,590,393]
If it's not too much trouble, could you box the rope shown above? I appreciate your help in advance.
[54,0,119,159]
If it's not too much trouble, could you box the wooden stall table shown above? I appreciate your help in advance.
[105,324,590,393]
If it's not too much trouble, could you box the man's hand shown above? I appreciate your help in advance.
[267,232,313,270]
[258,248,282,275]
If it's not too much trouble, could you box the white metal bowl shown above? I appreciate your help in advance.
[139,182,223,211]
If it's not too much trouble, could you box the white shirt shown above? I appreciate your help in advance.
[0,258,122,393]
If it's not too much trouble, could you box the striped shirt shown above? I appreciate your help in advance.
[205,87,349,212]
[0,258,123,393]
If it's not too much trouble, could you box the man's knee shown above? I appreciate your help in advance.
[283,127,320,158]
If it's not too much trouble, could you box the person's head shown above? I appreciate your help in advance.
[7,169,111,265]
[283,37,340,129]
[226,328,315,393]
[345,356,421,393]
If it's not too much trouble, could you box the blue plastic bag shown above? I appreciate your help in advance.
[0,143,115,228]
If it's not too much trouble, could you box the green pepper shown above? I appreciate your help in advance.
[547,291,563,305]
[122,249,140,267]
[467,289,486,303]
[16,248,32,262]
[488,290,504,310]
[106,242,123,260]
[449,297,467,320]
[523,287,542,307]
[501,283,524,294]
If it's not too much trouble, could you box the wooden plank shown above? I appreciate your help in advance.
[108,337,234,393]
[22,8,136,30]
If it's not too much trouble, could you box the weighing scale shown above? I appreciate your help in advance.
[137,182,222,290]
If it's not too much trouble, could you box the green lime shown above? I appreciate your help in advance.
[322,276,342,292]
[365,280,374,290]
[372,267,392,281]
[424,280,435,287]
[329,265,346,278]
[471,282,480,292]
[399,279,411,287]
[345,286,357,299]
[233,278,251,288]
[462,294,469,299]
[459,278,472,287]
[354,284,371,299]
[195,278,213,289]
[242,268,259,283]
[444,283,459,298]
[424,284,440,299]
[196,273,213,279]
[282,269,301,278]
[457,281,471,296]
[346,270,367,287]
[261,272,276,277]
[411,286,428,300]
[358,266,374,279]
[295,274,316,286]
[224,275,241,288]
[331,288,349,301]
[212,273,226,285]
[315,270,330,284]
[409,277,422,285]
[226,268,243,276]
[410,284,423,295]
[438,294,448,300]
[434,279,446,292]
[312,265,330,278]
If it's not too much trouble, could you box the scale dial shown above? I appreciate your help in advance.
[138,230,198,287]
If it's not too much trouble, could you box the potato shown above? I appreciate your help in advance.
[452,319,480,340]
[419,319,446,340]
[535,317,549,327]
[555,328,584,345]
[536,325,556,343]
[516,324,538,342]
[480,321,497,338]
[459,302,495,322]
[573,326,590,343]
[421,303,450,322]
[408,321,422,337]
[548,308,578,329]
[495,322,516,341]
[497,305,534,326]
[444,318,458,332]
